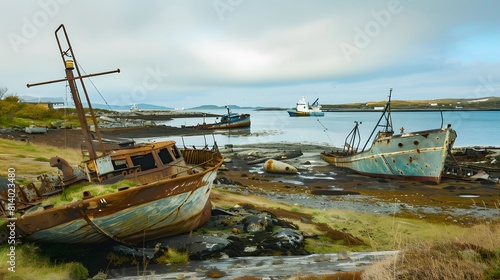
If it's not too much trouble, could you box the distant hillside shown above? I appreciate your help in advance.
[15,94,500,112]
[188,104,258,110]
[84,103,257,111]
[322,96,500,110]
[82,103,172,111]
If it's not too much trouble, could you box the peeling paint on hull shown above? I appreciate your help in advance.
[321,128,457,184]
[15,154,222,245]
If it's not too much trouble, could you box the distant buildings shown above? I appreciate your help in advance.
[19,96,65,109]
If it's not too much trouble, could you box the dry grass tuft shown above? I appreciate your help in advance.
[362,223,500,279]
[292,271,362,280]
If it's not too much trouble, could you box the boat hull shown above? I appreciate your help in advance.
[321,127,457,183]
[184,114,251,130]
[16,168,218,244]
[15,150,222,244]
[208,115,251,129]
[287,110,324,117]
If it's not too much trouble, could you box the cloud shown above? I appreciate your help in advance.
[1,0,499,108]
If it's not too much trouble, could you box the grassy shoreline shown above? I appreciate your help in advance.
[0,138,499,279]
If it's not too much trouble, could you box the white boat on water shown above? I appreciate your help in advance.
[287,96,324,117]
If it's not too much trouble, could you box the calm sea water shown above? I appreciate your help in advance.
[140,109,500,148]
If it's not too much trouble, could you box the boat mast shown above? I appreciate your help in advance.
[382,88,394,133]
[361,88,394,151]
[26,24,120,160]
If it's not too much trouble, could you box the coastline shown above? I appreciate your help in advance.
[1,127,499,278]
[254,107,500,112]
[2,127,498,221]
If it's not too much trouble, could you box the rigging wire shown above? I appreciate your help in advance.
[316,116,335,147]
[75,61,113,111]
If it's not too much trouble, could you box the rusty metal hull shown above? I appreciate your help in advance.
[13,24,225,245]
[321,127,457,184]
[15,154,221,244]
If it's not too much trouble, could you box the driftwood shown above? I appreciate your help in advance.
[247,150,303,165]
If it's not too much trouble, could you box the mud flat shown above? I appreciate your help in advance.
[217,143,500,223]
[1,129,499,221]
[2,128,499,278]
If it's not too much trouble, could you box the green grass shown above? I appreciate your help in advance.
[0,243,88,280]
[42,180,138,208]
[155,248,189,264]
[0,138,82,179]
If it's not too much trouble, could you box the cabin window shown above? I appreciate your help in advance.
[172,146,182,159]
[131,153,156,171]
[158,148,174,164]
[112,159,128,170]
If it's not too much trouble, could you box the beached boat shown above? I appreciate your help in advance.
[320,89,457,184]
[0,24,224,245]
[287,96,324,117]
[183,106,251,130]
[24,125,48,134]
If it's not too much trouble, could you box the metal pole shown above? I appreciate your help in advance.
[65,67,97,159]
[26,70,120,88]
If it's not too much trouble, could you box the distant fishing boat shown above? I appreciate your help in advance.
[1,24,224,245]
[287,96,324,117]
[183,106,251,130]
[320,88,457,184]
[130,104,139,112]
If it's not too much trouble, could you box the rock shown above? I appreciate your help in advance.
[271,228,303,246]
[241,214,272,233]
[154,234,231,260]
[338,251,351,260]
[112,244,159,260]
[219,164,228,171]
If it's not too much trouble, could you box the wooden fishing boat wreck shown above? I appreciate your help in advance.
[182,106,251,130]
[320,89,457,184]
[287,96,324,117]
[0,25,223,245]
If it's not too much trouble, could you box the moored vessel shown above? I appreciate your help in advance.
[287,96,324,117]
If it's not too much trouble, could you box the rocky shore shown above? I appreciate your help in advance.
[2,126,499,278]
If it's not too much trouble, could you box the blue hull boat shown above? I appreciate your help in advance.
[321,89,457,184]
[287,96,324,117]
[287,110,325,117]
[184,106,251,130]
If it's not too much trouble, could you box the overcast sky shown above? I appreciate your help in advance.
[1,0,499,108]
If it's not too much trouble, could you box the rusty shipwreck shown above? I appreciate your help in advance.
[0,25,223,244]
[320,89,457,184]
